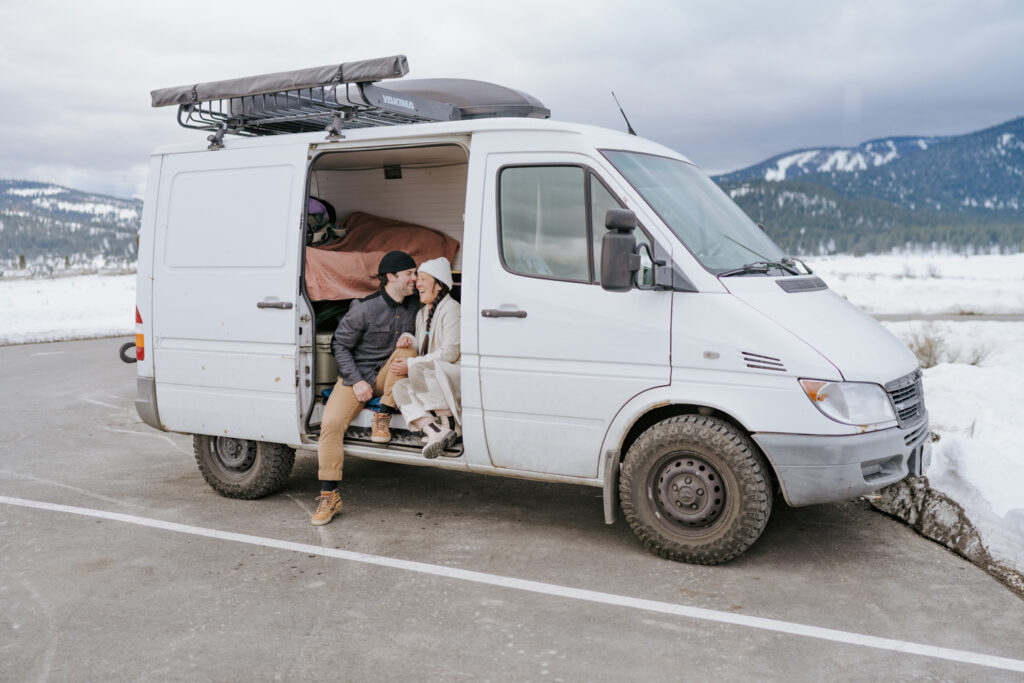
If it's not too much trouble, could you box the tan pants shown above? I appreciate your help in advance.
[318,346,417,481]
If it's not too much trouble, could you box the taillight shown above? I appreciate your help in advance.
[135,306,145,361]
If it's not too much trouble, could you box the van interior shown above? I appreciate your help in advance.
[301,143,469,450]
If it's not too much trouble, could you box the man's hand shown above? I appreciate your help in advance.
[353,380,373,403]
[390,357,408,377]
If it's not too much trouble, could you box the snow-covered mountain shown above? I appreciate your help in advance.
[716,136,943,183]
[713,116,1024,254]
[0,180,140,266]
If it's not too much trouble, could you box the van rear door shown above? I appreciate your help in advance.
[151,144,307,444]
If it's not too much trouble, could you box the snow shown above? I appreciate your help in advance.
[869,140,899,166]
[765,150,819,181]
[0,273,135,344]
[762,140,911,180]
[809,253,1024,315]
[819,149,868,173]
[879,320,1024,571]
[0,256,1021,577]
[6,186,65,197]
[808,252,1024,576]
[31,197,139,221]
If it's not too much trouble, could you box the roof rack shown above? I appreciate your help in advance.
[151,55,550,145]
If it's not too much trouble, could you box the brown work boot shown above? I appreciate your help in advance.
[311,490,342,526]
[371,411,392,443]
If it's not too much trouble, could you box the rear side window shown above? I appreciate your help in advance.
[165,166,294,268]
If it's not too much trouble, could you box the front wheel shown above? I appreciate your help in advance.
[619,415,772,565]
[193,435,295,499]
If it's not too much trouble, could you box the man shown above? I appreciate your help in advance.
[312,251,419,525]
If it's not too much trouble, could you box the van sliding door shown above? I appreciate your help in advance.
[151,145,307,444]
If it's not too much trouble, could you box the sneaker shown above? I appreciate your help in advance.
[422,421,456,459]
[311,490,342,526]
[371,411,392,443]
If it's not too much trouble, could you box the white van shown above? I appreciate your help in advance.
[134,56,929,564]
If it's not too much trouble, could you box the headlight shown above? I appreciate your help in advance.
[799,379,896,427]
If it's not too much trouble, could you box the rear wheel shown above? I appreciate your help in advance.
[619,415,772,565]
[193,435,294,499]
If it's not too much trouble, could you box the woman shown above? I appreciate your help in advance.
[392,257,461,458]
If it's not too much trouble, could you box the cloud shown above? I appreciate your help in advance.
[0,0,1022,195]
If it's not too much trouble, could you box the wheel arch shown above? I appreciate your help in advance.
[601,393,779,524]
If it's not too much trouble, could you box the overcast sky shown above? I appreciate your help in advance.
[1,0,1022,199]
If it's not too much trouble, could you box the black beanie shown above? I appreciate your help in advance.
[377,250,416,275]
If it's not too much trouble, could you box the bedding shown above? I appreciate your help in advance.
[305,211,460,301]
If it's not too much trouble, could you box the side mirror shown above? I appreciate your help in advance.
[601,209,641,292]
[605,208,637,231]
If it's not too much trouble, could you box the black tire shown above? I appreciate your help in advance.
[193,435,295,499]
[118,341,137,364]
[619,415,772,565]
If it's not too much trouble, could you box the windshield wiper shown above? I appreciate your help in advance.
[780,255,813,275]
[718,260,802,277]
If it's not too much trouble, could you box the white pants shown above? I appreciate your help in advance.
[393,358,461,427]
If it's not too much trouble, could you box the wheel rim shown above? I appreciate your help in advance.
[649,452,728,530]
[210,437,258,479]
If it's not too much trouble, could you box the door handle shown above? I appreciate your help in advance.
[257,298,293,310]
[481,308,527,318]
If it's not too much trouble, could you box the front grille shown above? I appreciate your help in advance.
[885,369,925,428]
[903,419,929,448]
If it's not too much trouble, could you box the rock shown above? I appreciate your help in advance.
[870,476,1023,598]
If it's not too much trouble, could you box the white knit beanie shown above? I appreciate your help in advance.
[417,257,453,289]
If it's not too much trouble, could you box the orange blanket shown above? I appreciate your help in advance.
[305,212,460,301]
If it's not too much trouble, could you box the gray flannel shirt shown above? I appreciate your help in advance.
[332,290,418,386]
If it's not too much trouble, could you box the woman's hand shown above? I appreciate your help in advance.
[390,357,408,377]
[396,334,413,349]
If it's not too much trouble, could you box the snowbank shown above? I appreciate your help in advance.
[0,273,135,345]
[880,320,1024,577]
[811,252,1024,315]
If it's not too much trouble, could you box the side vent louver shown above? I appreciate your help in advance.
[741,352,786,372]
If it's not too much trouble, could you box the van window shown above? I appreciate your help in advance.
[601,150,785,273]
[589,175,654,286]
[498,165,652,286]
[499,166,589,282]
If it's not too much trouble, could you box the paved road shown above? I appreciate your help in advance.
[2,338,1023,681]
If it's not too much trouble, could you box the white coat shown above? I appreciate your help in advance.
[393,295,461,426]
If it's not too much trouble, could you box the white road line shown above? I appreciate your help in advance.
[102,426,190,453]
[82,398,124,411]
[3,494,1023,674]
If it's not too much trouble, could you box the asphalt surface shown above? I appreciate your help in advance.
[2,337,1023,681]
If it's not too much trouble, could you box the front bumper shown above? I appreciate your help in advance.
[752,414,930,507]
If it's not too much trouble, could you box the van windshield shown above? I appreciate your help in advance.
[602,150,786,274]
